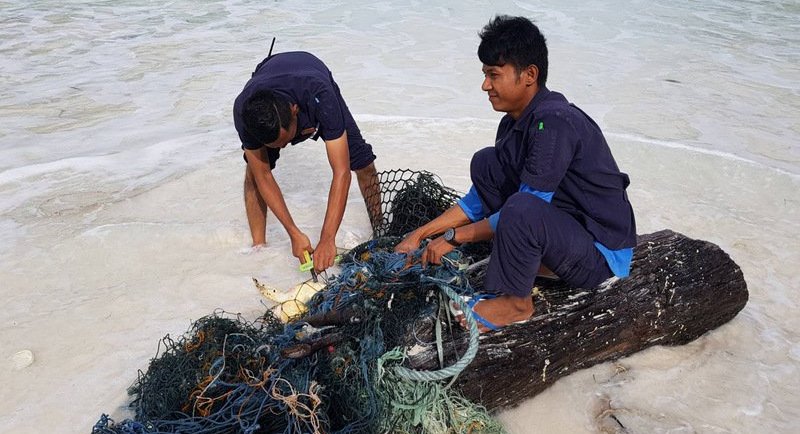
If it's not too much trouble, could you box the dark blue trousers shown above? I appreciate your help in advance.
[471,147,612,297]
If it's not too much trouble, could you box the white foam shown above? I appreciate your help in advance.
[607,132,800,179]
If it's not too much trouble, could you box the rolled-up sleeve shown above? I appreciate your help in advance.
[457,185,485,221]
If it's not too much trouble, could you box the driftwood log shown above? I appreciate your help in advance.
[405,230,748,412]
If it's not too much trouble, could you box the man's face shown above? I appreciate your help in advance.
[264,115,298,149]
[481,63,530,116]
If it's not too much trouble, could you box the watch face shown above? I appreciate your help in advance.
[444,228,455,241]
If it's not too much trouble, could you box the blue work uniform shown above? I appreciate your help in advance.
[458,87,636,295]
[233,51,375,170]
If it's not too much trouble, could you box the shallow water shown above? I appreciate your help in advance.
[1,1,798,433]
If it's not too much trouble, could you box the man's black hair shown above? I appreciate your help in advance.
[242,90,292,145]
[478,15,548,86]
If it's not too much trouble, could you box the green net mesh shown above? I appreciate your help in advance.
[365,169,463,238]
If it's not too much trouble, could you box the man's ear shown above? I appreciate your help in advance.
[525,65,539,86]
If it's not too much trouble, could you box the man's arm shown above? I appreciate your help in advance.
[420,217,495,265]
[314,132,351,272]
[244,148,312,262]
[394,205,472,254]
[520,113,575,193]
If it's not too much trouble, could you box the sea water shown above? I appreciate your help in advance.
[0,0,798,432]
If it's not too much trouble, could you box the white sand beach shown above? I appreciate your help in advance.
[1,1,798,432]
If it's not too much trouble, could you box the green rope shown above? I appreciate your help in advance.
[376,349,506,434]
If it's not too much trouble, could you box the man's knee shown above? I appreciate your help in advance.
[244,166,259,192]
[354,161,376,176]
[470,147,498,179]
[498,193,549,233]
[354,162,377,184]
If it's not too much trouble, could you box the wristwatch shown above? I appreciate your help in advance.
[443,227,461,247]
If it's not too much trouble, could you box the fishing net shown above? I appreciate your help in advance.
[366,169,462,238]
[363,169,493,259]
[92,170,504,434]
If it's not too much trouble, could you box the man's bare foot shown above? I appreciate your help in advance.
[457,294,534,333]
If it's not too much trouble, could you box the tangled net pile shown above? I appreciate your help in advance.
[93,170,504,434]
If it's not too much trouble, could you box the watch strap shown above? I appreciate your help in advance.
[444,227,461,247]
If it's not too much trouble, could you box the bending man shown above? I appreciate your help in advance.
[234,51,380,272]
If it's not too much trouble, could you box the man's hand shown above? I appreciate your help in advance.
[313,238,338,272]
[394,231,422,255]
[290,232,313,264]
[422,236,455,266]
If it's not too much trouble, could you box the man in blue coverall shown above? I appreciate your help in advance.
[234,51,379,273]
[396,16,637,332]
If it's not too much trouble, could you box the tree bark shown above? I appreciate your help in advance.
[405,230,749,412]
